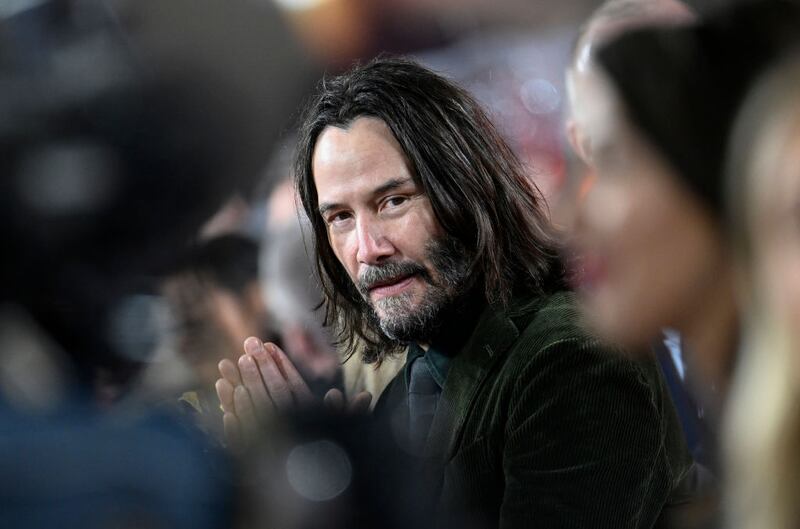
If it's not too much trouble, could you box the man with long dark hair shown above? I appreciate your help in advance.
[219,57,694,528]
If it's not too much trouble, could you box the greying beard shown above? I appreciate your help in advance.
[358,236,470,344]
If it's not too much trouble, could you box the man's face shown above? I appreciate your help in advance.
[312,117,468,343]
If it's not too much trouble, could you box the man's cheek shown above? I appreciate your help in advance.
[329,242,356,284]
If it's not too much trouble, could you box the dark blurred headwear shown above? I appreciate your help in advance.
[596,0,800,218]
[172,234,260,296]
[0,0,313,382]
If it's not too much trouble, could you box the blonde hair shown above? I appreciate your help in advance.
[725,51,800,529]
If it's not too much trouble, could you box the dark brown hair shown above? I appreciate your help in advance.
[295,57,564,362]
[596,0,800,218]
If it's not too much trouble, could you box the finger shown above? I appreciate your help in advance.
[266,342,314,405]
[348,391,373,415]
[218,358,243,387]
[245,336,279,374]
[234,385,258,442]
[249,341,294,411]
[223,411,243,452]
[216,378,236,414]
[238,353,274,417]
[324,388,345,412]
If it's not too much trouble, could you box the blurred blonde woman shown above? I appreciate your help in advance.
[725,51,800,529]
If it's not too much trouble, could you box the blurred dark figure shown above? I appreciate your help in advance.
[261,220,343,399]
[0,0,311,527]
[161,235,278,433]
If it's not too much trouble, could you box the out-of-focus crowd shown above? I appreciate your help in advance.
[1,0,800,528]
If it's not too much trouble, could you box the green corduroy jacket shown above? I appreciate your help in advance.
[375,290,697,529]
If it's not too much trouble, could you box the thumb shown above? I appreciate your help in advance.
[323,388,346,412]
[348,391,373,414]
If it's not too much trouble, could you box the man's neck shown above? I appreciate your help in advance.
[425,287,486,357]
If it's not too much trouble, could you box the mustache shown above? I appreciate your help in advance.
[357,260,429,297]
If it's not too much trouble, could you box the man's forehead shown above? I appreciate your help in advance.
[315,119,399,170]
[312,117,414,201]
[314,117,396,155]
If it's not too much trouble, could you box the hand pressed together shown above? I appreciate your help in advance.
[215,336,371,450]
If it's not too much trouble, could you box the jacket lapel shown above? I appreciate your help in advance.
[423,302,520,461]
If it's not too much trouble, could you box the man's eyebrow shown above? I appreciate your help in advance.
[318,201,341,217]
[372,177,412,197]
[318,178,413,216]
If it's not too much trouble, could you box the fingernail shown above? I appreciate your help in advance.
[244,337,263,355]
[264,343,280,360]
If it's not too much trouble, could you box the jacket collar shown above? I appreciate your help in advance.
[423,292,542,460]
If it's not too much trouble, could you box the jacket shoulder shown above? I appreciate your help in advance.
[499,291,654,398]
[507,290,606,356]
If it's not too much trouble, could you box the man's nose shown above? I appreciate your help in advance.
[355,217,395,265]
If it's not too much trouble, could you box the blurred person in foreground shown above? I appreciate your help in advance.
[571,0,800,415]
[160,235,277,435]
[563,0,714,469]
[219,56,695,529]
[565,0,695,174]
[0,0,311,526]
[724,51,800,529]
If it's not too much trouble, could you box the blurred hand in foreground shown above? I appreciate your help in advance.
[216,337,371,450]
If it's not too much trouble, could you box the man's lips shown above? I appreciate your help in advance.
[368,274,416,299]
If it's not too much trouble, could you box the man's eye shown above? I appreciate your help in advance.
[328,212,351,225]
[384,196,408,208]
